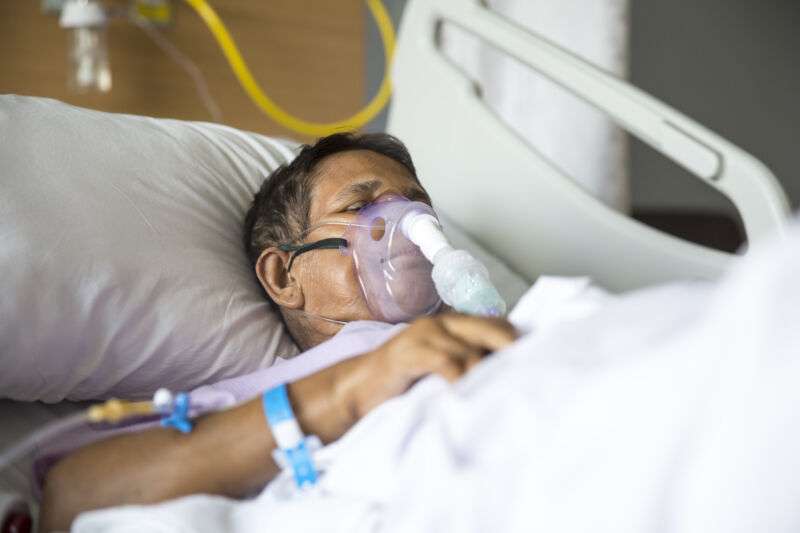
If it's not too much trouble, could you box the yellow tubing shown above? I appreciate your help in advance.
[183,0,396,138]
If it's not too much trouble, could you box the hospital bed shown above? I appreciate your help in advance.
[388,0,791,292]
[0,0,793,527]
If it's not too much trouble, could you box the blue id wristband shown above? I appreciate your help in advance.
[263,384,319,488]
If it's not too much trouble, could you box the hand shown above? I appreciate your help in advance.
[289,313,516,443]
[336,313,517,420]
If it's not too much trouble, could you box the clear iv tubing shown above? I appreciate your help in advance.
[183,0,396,137]
[0,412,89,472]
[0,399,156,473]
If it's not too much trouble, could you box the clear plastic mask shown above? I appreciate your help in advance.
[282,196,442,324]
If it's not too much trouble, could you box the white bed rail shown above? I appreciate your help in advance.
[388,0,791,291]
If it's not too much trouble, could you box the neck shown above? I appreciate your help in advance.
[281,308,342,351]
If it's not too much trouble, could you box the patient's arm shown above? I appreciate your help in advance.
[40,314,516,531]
[39,367,349,532]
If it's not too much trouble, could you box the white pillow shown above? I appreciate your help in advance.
[0,96,299,402]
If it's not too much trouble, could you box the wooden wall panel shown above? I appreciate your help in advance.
[0,0,365,142]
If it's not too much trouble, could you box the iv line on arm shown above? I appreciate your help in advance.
[0,388,193,474]
[0,385,323,493]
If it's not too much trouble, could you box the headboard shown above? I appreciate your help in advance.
[387,0,791,291]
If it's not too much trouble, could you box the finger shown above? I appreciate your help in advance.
[462,353,483,372]
[437,313,517,352]
[418,343,484,382]
[429,358,465,384]
[403,346,466,384]
[423,319,481,360]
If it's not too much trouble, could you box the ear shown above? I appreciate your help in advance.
[255,247,304,310]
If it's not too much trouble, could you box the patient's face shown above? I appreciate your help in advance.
[292,150,431,331]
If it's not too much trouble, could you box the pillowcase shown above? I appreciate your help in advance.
[0,96,299,402]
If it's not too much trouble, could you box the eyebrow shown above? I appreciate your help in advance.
[334,179,381,204]
[333,179,431,205]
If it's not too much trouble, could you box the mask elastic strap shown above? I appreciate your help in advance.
[299,311,349,327]
[279,238,347,271]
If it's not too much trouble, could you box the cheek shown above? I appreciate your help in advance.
[301,252,370,315]
[328,255,363,302]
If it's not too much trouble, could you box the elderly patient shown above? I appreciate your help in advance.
[40,133,516,530]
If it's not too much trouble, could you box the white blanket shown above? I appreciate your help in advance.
[75,222,800,533]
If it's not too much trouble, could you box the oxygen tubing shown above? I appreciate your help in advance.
[183,0,396,137]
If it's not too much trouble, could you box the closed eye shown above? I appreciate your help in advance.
[344,201,367,212]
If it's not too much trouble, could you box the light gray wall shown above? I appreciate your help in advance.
[366,0,800,214]
[630,0,800,214]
